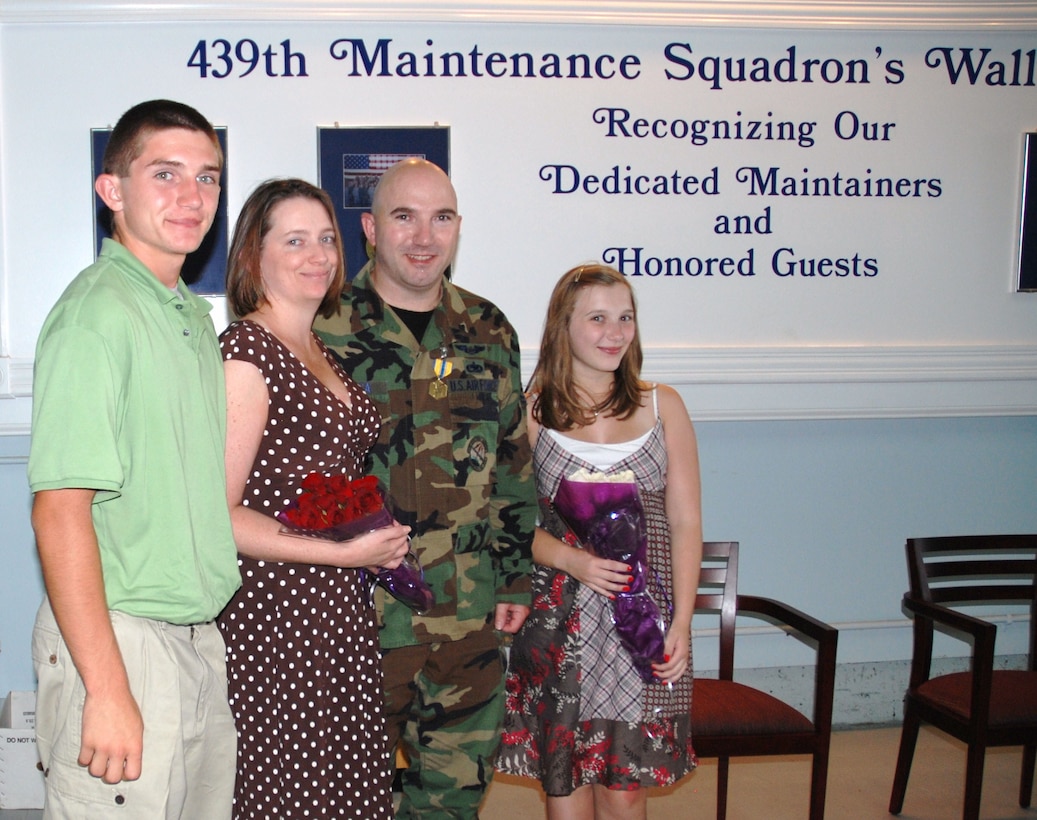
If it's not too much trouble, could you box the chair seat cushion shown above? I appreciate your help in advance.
[916,670,1037,728]
[692,678,814,735]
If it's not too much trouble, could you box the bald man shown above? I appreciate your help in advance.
[315,159,536,818]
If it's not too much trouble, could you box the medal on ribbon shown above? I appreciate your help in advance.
[429,347,452,399]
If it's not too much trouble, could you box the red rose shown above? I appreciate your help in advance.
[300,472,325,491]
[277,473,396,537]
[327,473,350,494]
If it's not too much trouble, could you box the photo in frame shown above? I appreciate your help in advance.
[91,127,229,295]
[317,126,450,280]
[1018,132,1037,292]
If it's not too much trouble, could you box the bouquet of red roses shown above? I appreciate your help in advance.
[552,467,668,683]
[276,473,435,613]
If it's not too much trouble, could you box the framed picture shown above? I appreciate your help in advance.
[91,127,229,295]
[1018,132,1037,292]
[317,126,450,280]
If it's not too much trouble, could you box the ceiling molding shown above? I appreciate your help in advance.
[2,2,1036,29]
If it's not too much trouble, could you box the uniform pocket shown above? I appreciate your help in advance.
[446,381,500,488]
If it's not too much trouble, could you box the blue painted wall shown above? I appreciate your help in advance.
[3,415,1035,704]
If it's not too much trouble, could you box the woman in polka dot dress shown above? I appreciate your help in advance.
[217,179,411,818]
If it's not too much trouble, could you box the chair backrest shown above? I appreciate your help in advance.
[695,541,740,680]
[906,534,1037,668]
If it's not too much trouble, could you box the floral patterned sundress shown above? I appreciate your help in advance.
[496,403,695,795]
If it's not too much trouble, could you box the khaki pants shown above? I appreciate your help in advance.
[32,600,237,819]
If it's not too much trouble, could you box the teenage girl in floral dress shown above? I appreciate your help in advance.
[497,263,702,819]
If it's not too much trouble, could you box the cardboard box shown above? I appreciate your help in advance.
[0,728,45,809]
[0,693,44,809]
[0,690,35,730]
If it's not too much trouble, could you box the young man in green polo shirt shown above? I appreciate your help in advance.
[27,100,241,819]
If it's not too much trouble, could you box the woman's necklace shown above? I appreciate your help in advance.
[578,385,613,419]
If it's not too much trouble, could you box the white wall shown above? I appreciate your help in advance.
[1,2,1036,421]
[1,1,1036,717]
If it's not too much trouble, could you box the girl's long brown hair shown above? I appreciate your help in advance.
[528,263,647,431]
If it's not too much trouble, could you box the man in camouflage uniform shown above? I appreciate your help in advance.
[315,158,535,819]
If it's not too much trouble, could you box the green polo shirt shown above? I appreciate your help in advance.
[28,239,240,624]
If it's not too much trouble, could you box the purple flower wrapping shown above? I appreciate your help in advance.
[553,474,668,682]
[369,554,435,614]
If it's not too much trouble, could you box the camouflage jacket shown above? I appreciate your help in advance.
[314,263,536,647]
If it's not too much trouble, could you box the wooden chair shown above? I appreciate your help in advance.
[889,534,1037,820]
[691,541,839,820]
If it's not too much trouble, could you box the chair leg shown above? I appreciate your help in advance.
[962,741,986,820]
[1021,743,1036,808]
[716,756,729,820]
[809,746,832,820]
[888,709,921,814]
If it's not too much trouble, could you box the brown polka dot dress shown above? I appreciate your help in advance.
[216,320,393,819]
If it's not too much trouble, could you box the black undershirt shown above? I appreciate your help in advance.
[391,305,434,344]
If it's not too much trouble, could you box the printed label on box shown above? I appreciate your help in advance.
[0,728,45,809]
[1,691,36,730]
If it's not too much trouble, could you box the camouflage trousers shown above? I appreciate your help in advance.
[383,627,506,819]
